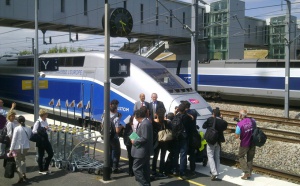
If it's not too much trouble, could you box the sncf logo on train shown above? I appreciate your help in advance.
[40,58,59,71]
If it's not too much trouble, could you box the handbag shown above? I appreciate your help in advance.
[158,129,173,142]
[29,121,42,142]
[4,157,16,179]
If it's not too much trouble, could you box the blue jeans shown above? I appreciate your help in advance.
[110,137,121,170]
[173,139,188,176]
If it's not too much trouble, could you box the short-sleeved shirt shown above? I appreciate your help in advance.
[235,117,255,147]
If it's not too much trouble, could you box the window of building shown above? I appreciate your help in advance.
[170,9,173,28]
[255,26,257,39]
[123,1,126,9]
[248,25,250,38]
[140,4,143,24]
[84,0,87,15]
[61,0,65,12]
[156,6,159,26]
[6,0,10,5]
[182,12,185,29]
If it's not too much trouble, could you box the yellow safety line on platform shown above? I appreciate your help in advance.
[90,147,206,186]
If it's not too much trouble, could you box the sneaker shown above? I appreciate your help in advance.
[156,173,168,179]
[39,171,47,175]
[241,173,250,180]
[211,175,217,181]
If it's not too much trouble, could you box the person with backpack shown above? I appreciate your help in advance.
[8,115,31,183]
[171,103,192,180]
[181,100,199,176]
[108,99,123,173]
[234,109,256,180]
[203,107,228,181]
[1,110,18,157]
[32,109,54,175]
[0,100,16,157]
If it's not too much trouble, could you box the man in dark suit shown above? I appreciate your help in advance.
[149,93,166,122]
[131,109,153,186]
[133,93,150,111]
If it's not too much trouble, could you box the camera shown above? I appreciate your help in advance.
[233,117,240,122]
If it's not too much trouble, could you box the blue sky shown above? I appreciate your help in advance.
[0,0,299,56]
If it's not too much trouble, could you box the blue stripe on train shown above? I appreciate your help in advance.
[178,74,300,90]
[0,75,133,123]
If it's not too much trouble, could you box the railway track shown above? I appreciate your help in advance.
[221,110,300,127]
[221,157,300,183]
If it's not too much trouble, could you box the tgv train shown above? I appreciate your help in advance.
[160,59,300,106]
[0,51,212,129]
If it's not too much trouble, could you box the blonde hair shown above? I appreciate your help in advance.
[39,109,48,117]
[6,110,16,120]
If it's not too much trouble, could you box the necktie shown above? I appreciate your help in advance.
[153,102,156,118]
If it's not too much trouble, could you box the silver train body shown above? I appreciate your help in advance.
[0,51,212,130]
[160,59,300,106]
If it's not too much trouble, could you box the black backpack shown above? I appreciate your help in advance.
[171,114,186,140]
[252,127,267,147]
[0,126,8,143]
[100,115,117,140]
[204,118,219,145]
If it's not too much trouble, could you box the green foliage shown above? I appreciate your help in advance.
[19,50,32,55]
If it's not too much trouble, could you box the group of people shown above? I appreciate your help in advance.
[0,99,54,183]
[0,95,258,185]
[104,93,258,186]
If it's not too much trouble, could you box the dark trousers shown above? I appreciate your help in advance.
[37,140,54,172]
[151,142,168,174]
[133,156,151,186]
[188,147,197,172]
[173,139,188,176]
[126,145,133,174]
[110,137,121,170]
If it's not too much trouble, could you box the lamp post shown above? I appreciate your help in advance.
[34,0,39,121]
[284,0,291,118]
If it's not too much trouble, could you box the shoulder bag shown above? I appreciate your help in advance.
[158,121,173,142]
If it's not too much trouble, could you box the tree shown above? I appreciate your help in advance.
[19,50,32,55]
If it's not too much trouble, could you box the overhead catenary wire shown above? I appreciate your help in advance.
[1,0,300,54]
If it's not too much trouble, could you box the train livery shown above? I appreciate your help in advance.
[0,51,212,129]
[160,59,300,106]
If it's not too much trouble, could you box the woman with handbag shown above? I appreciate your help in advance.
[32,109,53,175]
[5,110,18,150]
[151,108,171,178]
[8,115,31,183]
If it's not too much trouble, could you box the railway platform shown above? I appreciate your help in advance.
[0,108,298,186]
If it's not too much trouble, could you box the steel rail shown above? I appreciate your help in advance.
[221,110,300,127]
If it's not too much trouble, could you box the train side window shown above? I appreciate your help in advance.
[65,57,73,66]
[73,57,85,66]
[111,78,125,86]
[58,57,66,66]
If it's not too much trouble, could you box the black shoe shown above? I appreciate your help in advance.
[150,175,156,181]
[180,175,188,180]
[128,171,134,177]
[211,175,217,181]
[155,173,168,179]
[112,168,122,174]
[17,178,24,183]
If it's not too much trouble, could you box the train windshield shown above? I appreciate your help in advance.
[143,68,185,90]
